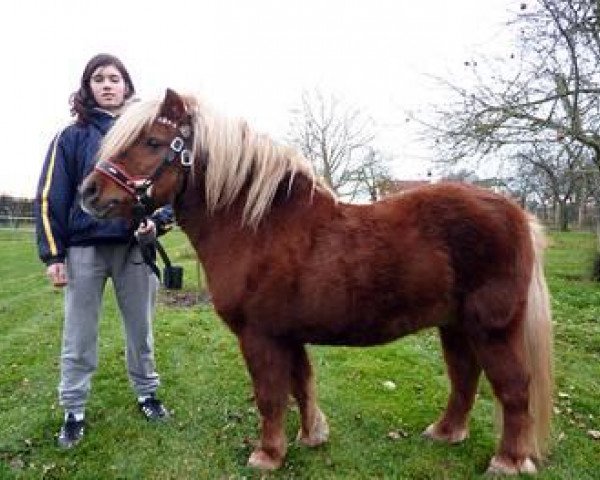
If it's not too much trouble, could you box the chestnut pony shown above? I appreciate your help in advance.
[80,89,552,475]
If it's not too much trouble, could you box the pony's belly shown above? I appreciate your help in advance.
[297,312,446,347]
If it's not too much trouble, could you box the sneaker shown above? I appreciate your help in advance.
[138,394,169,421]
[57,413,85,449]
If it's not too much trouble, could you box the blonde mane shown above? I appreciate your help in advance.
[100,94,330,227]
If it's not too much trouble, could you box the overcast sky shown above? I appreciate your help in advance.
[0,0,513,197]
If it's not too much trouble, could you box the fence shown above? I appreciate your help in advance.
[0,215,35,230]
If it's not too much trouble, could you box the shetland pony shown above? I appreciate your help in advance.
[80,89,553,474]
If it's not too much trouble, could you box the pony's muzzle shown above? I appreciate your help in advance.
[79,178,121,218]
[79,179,100,215]
[80,179,99,205]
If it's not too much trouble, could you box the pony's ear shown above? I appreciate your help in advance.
[160,88,186,122]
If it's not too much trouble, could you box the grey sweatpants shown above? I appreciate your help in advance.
[59,244,160,413]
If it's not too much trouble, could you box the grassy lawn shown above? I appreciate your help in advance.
[0,228,599,479]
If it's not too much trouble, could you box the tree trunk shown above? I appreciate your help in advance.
[558,199,569,232]
[540,203,548,222]
[592,203,600,281]
[578,199,586,230]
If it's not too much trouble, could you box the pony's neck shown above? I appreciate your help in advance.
[175,166,324,242]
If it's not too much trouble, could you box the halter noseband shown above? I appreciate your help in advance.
[94,116,193,221]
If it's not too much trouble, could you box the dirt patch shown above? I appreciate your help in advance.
[557,273,587,282]
[158,289,211,307]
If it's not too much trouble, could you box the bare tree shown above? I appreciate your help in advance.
[427,0,600,162]
[414,0,600,231]
[288,89,388,200]
[520,143,585,229]
[349,148,393,201]
[442,169,480,184]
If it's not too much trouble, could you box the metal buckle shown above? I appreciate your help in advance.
[179,125,191,139]
[170,136,184,153]
[132,179,151,189]
[180,149,193,166]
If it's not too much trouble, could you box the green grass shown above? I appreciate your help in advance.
[0,229,599,479]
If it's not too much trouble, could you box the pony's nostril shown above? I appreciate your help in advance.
[81,181,98,201]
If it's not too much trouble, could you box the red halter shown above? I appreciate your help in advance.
[94,119,193,200]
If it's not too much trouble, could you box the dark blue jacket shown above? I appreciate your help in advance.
[34,108,174,265]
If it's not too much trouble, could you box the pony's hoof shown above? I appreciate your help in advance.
[486,456,537,475]
[297,409,329,447]
[422,422,468,444]
[247,449,282,470]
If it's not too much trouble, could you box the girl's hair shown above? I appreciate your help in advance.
[70,53,135,124]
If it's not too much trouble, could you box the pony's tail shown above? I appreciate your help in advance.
[524,215,553,460]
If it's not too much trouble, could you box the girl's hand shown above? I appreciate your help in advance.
[47,262,67,287]
[135,219,157,246]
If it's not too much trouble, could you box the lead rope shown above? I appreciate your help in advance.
[130,200,183,290]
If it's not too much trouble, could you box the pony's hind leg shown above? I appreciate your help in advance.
[474,331,537,474]
[239,331,292,470]
[467,303,538,475]
[290,344,329,447]
[424,324,481,444]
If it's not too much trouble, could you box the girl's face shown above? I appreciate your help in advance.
[89,64,128,111]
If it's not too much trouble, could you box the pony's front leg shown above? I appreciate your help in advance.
[290,343,329,447]
[239,330,292,470]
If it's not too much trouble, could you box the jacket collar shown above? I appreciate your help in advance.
[88,108,118,135]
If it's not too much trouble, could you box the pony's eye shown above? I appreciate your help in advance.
[146,137,162,149]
